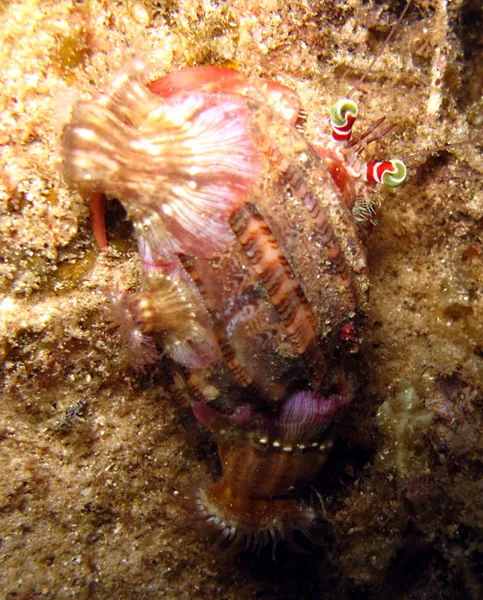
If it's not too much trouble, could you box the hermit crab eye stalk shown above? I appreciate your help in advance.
[364,159,407,188]
[329,99,407,189]
[330,98,358,142]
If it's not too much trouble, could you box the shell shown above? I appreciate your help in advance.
[60,60,404,550]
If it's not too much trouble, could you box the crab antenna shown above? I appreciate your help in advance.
[352,123,399,154]
[347,0,413,99]
[347,116,386,148]
[364,123,398,146]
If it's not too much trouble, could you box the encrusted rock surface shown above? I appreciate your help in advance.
[0,1,481,598]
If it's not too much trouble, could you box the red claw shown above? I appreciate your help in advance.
[147,66,250,97]
[148,66,301,125]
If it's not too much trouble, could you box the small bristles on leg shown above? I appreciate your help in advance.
[353,194,380,226]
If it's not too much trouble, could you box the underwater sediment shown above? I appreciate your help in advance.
[0,1,481,598]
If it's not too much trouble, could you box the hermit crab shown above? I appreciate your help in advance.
[61,54,406,552]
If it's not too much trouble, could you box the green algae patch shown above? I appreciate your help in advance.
[376,384,434,477]
[50,250,97,294]
[51,27,90,82]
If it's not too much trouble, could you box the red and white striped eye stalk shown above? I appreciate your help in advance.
[330,98,407,189]
[363,159,407,188]
[330,98,358,142]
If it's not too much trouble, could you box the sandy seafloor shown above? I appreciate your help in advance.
[0,0,482,598]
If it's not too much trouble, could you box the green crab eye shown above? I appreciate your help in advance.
[330,98,359,127]
[364,159,407,187]
[330,98,358,142]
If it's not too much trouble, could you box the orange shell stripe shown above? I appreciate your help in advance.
[217,332,255,388]
[230,204,318,354]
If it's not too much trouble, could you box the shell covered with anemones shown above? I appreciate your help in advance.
[60,59,405,552]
